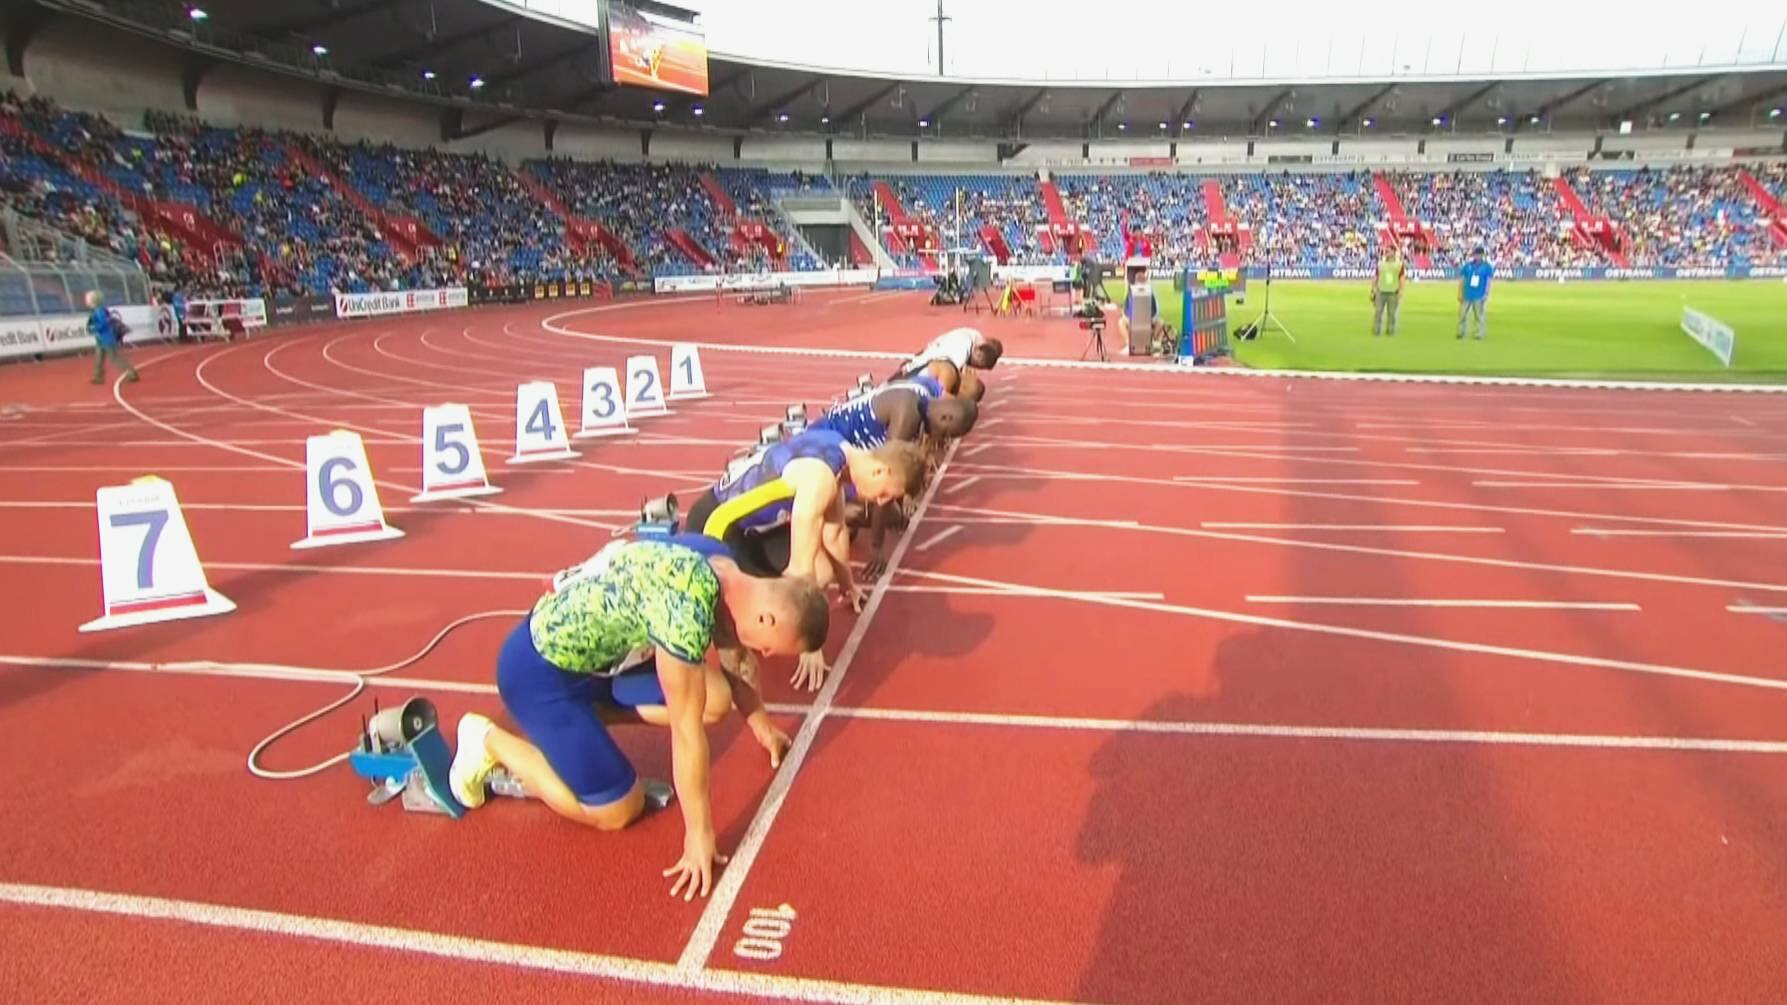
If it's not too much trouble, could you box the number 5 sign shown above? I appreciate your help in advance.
[80,476,235,632]
[413,404,502,502]
[292,430,405,549]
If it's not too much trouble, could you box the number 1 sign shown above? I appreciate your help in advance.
[412,404,502,502]
[668,343,709,400]
[80,476,235,633]
[292,430,405,549]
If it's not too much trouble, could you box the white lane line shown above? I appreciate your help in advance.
[913,525,963,552]
[883,585,1165,600]
[960,442,993,458]
[0,501,634,519]
[675,443,959,974]
[815,706,1787,754]
[1203,523,1505,534]
[953,460,1787,535]
[941,475,981,495]
[1244,596,1641,611]
[10,652,1782,753]
[0,555,546,582]
[933,501,1787,596]
[1175,477,1419,486]
[976,417,1005,430]
[1407,447,1621,457]
[893,567,1787,693]
[0,883,1096,1005]
[1728,605,1787,615]
[1472,481,1733,491]
[1733,415,1758,427]
[1573,528,1787,539]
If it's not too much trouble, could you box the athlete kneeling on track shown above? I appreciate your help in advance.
[684,427,925,690]
[809,374,977,580]
[448,535,827,900]
[891,327,1003,401]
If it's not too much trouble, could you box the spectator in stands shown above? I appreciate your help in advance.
[84,290,138,384]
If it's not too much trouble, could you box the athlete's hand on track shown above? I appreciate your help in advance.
[863,551,889,581]
[752,718,791,768]
[845,584,868,613]
[665,832,727,901]
[792,649,829,691]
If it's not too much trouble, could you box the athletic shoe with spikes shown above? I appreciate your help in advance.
[449,713,500,809]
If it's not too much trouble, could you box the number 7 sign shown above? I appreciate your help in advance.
[80,476,235,632]
[413,404,502,502]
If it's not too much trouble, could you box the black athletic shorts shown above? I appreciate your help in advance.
[683,488,791,578]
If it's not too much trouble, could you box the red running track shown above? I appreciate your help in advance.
[3,290,1787,1003]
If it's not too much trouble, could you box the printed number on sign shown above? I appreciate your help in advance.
[109,509,169,590]
[731,904,796,962]
[679,355,695,386]
[632,367,657,405]
[588,378,617,419]
[434,422,471,476]
[525,398,558,440]
[319,457,365,517]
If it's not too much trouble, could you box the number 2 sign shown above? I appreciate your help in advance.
[292,430,405,549]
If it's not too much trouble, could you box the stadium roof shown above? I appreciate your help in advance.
[26,0,1787,141]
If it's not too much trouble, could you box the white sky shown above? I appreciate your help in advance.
[680,1,1787,82]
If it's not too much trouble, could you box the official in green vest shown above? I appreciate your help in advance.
[1371,245,1405,337]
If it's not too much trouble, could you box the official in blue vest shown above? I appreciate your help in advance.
[85,291,139,385]
[1457,247,1494,341]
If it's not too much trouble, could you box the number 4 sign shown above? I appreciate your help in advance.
[509,381,580,464]
[80,476,235,633]
[292,430,405,549]
[668,343,708,400]
[412,404,502,502]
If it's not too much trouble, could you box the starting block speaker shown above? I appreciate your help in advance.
[575,366,633,439]
[668,343,709,400]
[293,430,405,549]
[349,696,465,819]
[80,476,235,632]
[625,355,670,418]
[509,381,580,464]
[412,404,501,502]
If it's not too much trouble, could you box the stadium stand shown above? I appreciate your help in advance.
[4,88,1784,301]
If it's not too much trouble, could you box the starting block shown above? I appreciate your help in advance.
[759,422,784,446]
[348,697,466,819]
[635,493,680,540]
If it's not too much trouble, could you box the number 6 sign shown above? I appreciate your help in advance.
[413,404,502,502]
[80,476,235,633]
[292,430,405,549]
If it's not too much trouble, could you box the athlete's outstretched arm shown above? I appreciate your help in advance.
[716,644,789,767]
[819,489,860,603]
[783,460,838,581]
[657,649,724,900]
